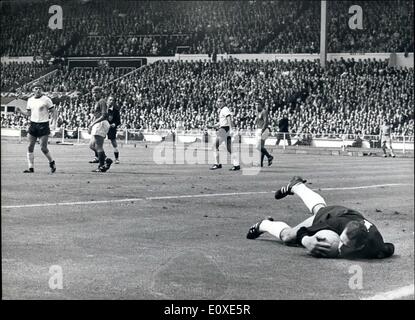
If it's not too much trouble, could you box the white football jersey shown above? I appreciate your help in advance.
[219,106,232,127]
[27,96,54,123]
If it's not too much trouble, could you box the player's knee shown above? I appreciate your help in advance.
[280,228,295,243]
[41,146,49,154]
[28,145,35,153]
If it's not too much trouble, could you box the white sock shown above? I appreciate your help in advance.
[291,183,326,214]
[259,220,290,241]
[27,152,34,168]
[214,149,220,165]
[231,151,240,166]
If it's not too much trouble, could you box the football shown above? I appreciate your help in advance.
[315,229,341,258]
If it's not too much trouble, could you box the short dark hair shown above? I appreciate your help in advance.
[345,221,368,248]
[31,82,43,90]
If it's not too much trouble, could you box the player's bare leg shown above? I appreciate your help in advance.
[248,177,326,242]
[92,135,112,172]
[210,137,222,170]
[24,133,37,173]
[260,139,272,167]
[388,142,396,157]
[382,141,388,157]
[89,140,99,163]
[39,135,56,173]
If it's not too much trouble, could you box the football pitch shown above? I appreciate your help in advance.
[1,140,414,300]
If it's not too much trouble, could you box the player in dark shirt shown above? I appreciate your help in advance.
[255,99,273,167]
[88,86,113,172]
[247,176,394,259]
[107,95,121,164]
[276,112,291,146]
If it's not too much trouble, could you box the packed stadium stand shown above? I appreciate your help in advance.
[1,0,413,57]
[1,0,414,140]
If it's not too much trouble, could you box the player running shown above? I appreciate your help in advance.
[255,99,273,167]
[380,119,396,158]
[20,83,56,174]
[210,97,240,171]
[247,176,395,259]
[107,95,121,164]
[88,86,113,172]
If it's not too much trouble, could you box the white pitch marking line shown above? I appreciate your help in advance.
[1,183,412,209]
[320,183,413,191]
[147,191,270,200]
[361,284,414,300]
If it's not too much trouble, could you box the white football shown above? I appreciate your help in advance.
[315,229,341,258]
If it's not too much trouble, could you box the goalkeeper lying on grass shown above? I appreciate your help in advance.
[247,176,395,259]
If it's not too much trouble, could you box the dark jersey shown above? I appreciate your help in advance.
[108,108,121,127]
[296,206,394,259]
[92,98,108,121]
[256,109,268,130]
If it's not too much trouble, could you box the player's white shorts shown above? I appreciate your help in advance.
[216,127,230,144]
[91,120,110,137]
[255,128,270,141]
[381,136,392,149]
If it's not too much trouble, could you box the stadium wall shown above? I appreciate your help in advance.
[175,53,413,68]
[2,53,413,68]
[1,56,35,64]
[395,53,414,68]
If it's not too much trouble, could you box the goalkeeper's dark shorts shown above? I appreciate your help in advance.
[28,122,50,138]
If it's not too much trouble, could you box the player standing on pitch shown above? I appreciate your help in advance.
[88,86,113,172]
[380,118,396,158]
[210,97,240,171]
[255,99,273,167]
[247,176,395,259]
[20,83,56,174]
[107,95,121,164]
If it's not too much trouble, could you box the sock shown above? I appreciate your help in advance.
[214,149,220,165]
[98,151,106,167]
[114,150,119,160]
[291,183,326,214]
[27,152,34,169]
[232,153,240,167]
[43,151,53,163]
[259,220,290,241]
[94,150,99,159]
[260,152,265,167]
[261,147,271,159]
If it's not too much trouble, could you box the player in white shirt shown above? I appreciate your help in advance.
[210,98,240,171]
[19,83,56,173]
[380,119,396,158]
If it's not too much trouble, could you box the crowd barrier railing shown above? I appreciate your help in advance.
[2,127,414,153]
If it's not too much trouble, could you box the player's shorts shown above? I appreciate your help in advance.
[107,126,117,140]
[313,205,364,226]
[91,120,110,137]
[28,121,50,138]
[255,128,270,141]
[216,126,230,144]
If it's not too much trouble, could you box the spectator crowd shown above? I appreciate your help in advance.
[1,0,413,57]
[3,58,412,139]
[0,61,49,91]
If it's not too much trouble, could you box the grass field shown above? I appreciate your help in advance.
[1,140,414,300]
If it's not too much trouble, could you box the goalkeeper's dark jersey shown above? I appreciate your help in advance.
[108,108,121,127]
[296,205,395,259]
